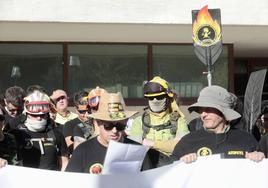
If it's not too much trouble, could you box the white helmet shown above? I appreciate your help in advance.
[24,90,51,115]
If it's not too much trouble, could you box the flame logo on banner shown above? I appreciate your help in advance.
[193,5,221,47]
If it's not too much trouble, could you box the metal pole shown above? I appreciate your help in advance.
[206,47,212,86]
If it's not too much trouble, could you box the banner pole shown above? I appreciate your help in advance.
[206,47,212,86]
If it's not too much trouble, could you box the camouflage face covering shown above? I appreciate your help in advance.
[148,97,168,113]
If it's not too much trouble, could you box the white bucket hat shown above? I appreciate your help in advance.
[188,85,241,121]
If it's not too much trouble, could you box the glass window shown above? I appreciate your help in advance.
[234,59,248,98]
[152,45,229,97]
[0,44,63,94]
[68,44,147,98]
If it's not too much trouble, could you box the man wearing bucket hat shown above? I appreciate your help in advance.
[172,85,265,163]
[10,90,69,170]
[65,91,152,174]
[129,76,189,167]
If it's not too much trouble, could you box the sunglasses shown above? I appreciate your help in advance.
[28,113,47,118]
[56,96,67,102]
[147,95,166,101]
[77,109,91,114]
[6,107,22,113]
[102,123,126,131]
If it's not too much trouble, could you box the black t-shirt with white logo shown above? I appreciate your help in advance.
[172,128,259,160]
[66,137,153,174]
[11,124,68,170]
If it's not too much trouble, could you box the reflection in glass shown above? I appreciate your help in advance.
[68,44,147,98]
[0,44,63,94]
[11,66,21,78]
[69,56,80,67]
[152,45,229,97]
[10,65,21,85]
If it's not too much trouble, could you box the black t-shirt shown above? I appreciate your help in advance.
[259,133,268,158]
[4,113,26,132]
[63,118,81,138]
[172,128,259,160]
[11,124,68,170]
[0,132,18,165]
[73,120,94,140]
[66,137,153,174]
[65,137,107,173]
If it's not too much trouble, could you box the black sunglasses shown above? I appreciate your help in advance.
[6,107,22,113]
[103,123,126,131]
[28,113,47,118]
[56,96,67,102]
[147,95,166,101]
[77,109,91,114]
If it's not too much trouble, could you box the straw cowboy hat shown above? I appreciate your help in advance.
[89,92,138,121]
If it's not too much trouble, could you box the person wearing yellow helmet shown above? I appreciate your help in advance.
[129,76,189,167]
[10,90,69,171]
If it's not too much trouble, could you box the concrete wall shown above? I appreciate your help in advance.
[1,0,268,25]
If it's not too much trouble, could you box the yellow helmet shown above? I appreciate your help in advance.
[144,76,173,98]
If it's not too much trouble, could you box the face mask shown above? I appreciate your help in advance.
[148,97,168,113]
[25,117,47,132]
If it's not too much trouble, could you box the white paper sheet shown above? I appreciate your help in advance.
[102,140,149,174]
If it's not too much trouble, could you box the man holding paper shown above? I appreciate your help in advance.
[65,91,152,174]
[172,85,265,163]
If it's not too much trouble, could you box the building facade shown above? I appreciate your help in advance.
[1,0,268,106]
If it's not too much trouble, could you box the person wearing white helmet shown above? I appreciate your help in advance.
[10,90,69,171]
[130,76,189,167]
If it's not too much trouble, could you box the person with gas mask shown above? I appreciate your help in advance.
[129,76,189,167]
[10,90,69,171]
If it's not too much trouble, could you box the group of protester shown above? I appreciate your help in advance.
[0,76,267,174]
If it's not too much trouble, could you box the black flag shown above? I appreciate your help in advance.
[192,5,222,86]
[192,5,222,65]
[243,69,267,133]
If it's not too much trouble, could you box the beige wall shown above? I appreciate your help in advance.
[1,1,268,57]
[1,0,268,25]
